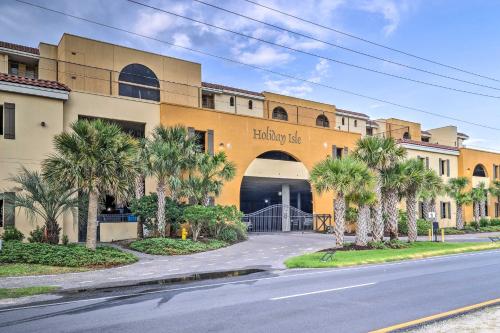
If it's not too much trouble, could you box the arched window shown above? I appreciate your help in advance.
[403,132,411,139]
[230,96,235,107]
[316,115,329,128]
[354,120,358,127]
[257,151,298,161]
[272,106,288,121]
[248,100,253,110]
[473,164,487,177]
[118,64,160,102]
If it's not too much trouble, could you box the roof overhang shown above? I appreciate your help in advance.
[202,87,264,100]
[336,110,369,120]
[0,47,39,60]
[0,81,69,100]
[399,142,459,156]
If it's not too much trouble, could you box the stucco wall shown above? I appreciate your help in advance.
[428,126,459,147]
[0,91,65,238]
[335,115,366,135]
[213,93,264,117]
[459,148,500,222]
[161,103,360,217]
[51,34,201,108]
[405,147,459,227]
[99,222,137,242]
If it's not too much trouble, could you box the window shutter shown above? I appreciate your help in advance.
[4,192,15,227]
[446,159,450,177]
[494,164,498,179]
[343,147,349,157]
[438,158,443,175]
[447,202,451,219]
[440,202,444,219]
[207,129,214,156]
[4,103,15,139]
[332,145,337,159]
[187,127,195,138]
[425,157,429,169]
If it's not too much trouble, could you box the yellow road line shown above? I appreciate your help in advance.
[370,298,500,333]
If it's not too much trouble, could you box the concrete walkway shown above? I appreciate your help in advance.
[0,232,335,290]
[0,231,498,291]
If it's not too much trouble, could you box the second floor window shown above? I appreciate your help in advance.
[316,115,329,128]
[118,63,160,102]
[248,100,253,110]
[202,93,215,109]
[272,106,288,121]
[230,96,234,107]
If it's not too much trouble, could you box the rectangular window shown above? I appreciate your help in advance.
[366,128,373,136]
[8,61,19,76]
[336,147,344,159]
[3,103,15,139]
[354,120,358,127]
[422,137,430,142]
[194,130,206,153]
[341,117,345,126]
[0,199,3,227]
[440,202,451,219]
[495,203,499,218]
[202,93,215,109]
[0,104,3,135]
[494,165,499,179]
[439,159,447,176]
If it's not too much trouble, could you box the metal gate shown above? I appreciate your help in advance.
[242,204,313,232]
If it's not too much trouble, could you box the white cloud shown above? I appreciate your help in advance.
[236,45,292,66]
[359,0,418,36]
[133,11,176,37]
[172,33,191,48]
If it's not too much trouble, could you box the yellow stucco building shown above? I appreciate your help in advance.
[1,33,499,242]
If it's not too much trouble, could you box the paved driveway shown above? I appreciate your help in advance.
[0,232,335,290]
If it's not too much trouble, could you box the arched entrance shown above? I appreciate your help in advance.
[240,151,313,232]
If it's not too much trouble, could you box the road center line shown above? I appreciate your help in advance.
[270,282,376,301]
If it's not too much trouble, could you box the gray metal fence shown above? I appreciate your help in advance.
[243,204,313,232]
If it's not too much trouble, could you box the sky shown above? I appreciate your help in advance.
[2,0,500,150]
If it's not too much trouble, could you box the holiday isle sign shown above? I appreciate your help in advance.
[252,127,302,145]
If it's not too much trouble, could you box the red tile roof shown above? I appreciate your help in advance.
[398,138,459,151]
[202,82,263,97]
[336,108,369,119]
[0,73,70,92]
[0,41,39,55]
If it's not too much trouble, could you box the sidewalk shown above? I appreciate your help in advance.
[0,231,498,292]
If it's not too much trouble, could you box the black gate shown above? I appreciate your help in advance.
[243,204,313,232]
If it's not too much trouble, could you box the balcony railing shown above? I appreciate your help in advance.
[97,213,137,223]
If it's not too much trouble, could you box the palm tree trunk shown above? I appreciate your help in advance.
[333,193,346,248]
[135,175,145,239]
[456,204,464,229]
[86,190,99,250]
[406,191,418,242]
[372,176,384,242]
[157,182,166,237]
[46,218,61,245]
[480,200,486,218]
[474,201,480,222]
[355,204,370,246]
[422,200,430,221]
[386,189,399,240]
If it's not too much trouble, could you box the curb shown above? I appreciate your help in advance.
[370,298,500,332]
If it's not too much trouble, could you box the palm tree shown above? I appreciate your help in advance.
[134,139,148,238]
[354,136,406,242]
[490,180,500,216]
[400,159,428,242]
[144,125,198,236]
[446,177,472,229]
[348,190,376,247]
[43,119,138,250]
[381,163,406,240]
[310,156,371,247]
[419,170,444,222]
[10,167,79,244]
[470,182,488,222]
[185,151,236,206]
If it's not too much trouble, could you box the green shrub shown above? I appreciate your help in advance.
[367,241,387,249]
[62,235,69,246]
[0,242,137,267]
[129,237,228,255]
[218,228,238,243]
[28,226,46,243]
[1,227,24,242]
[398,211,408,235]
[469,221,480,230]
[183,205,213,241]
[490,219,500,226]
[416,219,431,235]
[479,226,500,232]
[386,239,410,249]
[479,218,490,228]
[442,228,466,235]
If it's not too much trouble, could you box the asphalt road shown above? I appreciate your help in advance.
[1,250,500,333]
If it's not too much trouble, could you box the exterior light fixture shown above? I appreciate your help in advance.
[323,142,328,149]
[278,191,282,196]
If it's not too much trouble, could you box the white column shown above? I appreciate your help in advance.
[297,192,302,211]
[282,184,290,232]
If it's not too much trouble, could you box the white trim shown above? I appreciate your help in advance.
[400,142,459,156]
[335,110,369,120]
[0,81,69,100]
[0,47,39,60]
[202,87,264,100]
